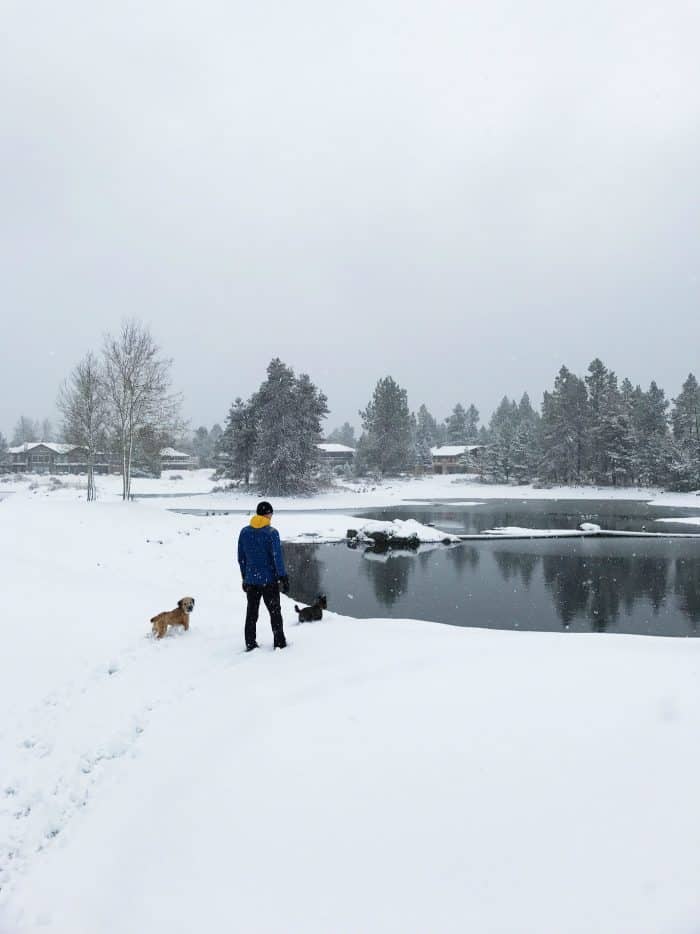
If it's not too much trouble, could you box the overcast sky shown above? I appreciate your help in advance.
[1,0,698,440]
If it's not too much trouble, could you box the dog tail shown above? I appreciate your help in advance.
[150,615,158,623]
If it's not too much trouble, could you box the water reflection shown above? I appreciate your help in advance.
[285,538,700,637]
[447,544,480,574]
[674,557,700,628]
[493,550,539,588]
[362,551,414,608]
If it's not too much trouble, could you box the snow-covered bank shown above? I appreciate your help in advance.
[1,494,700,933]
[3,468,700,514]
[656,515,700,527]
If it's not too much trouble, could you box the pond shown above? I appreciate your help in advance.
[285,537,700,637]
[284,500,700,637]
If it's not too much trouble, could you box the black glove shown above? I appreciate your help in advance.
[279,576,290,594]
[242,582,249,593]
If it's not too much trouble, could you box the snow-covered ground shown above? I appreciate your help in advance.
[3,467,699,511]
[1,473,700,932]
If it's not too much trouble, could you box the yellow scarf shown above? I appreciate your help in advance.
[250,515,271,529]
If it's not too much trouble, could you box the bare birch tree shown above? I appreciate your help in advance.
[101,320,182,500]
[57,351,108,501]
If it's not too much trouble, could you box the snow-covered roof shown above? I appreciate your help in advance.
[317,443,356,453]
[160,448,191,458]
[8,442,77,455]
[430,445,484,457]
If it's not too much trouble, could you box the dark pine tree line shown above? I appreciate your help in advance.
[216,358,700,493]
[537,361,700,490]
[339,361,700,490]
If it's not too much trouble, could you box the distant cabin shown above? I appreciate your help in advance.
[2,442,113,475]
[430,444,485,475]
[160,448,195,471]
[317,443,355,467]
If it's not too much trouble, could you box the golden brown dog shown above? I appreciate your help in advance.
[150,597,195,639]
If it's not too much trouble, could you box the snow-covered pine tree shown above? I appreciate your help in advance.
[667,438,700,491]
[415,434,433,471]
[510,393,540,482]
[359,376,413,476]
[252,359,328,495]
[670,374,700,489]
[539,366,589,483]
[596,373,634,486]
[585,358,611,482]
[325,422,356,447]
[671,373,700,444]
[414,404,437,471]
[416,404,439,446]
[209,423,223,450]
[192,426,212,467]
[465,404,480,441]
[219,398,258,485]
[133,423,172,477]
[630,381,671,486]
[446,403,468,444]
[486,397,518,482]
[293,371,330,485]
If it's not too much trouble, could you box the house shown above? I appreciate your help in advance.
[160,448,196,471]
[430,444,485,475]
[2,442,116,475]
[317,443,355,467]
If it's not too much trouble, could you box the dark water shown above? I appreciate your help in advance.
[286,539,700,636]
[353,498,700,534]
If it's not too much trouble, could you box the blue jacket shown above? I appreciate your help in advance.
[238,519,287,586]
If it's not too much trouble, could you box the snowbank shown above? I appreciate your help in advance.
[481,525,598,538]
[350,517,459,544]
[1,493,700,933]
[655,515,700,527]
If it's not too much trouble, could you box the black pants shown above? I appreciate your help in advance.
[245,582,285,647]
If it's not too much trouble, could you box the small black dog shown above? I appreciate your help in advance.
[294,594,327,623]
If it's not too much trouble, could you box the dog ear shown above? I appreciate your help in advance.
[178,598,184,608]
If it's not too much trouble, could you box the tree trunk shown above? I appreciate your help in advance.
[87,450,95,502]
[122,436,128,501]
[126,432,134,499]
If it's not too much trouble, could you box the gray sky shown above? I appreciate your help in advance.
[1,0,699,440]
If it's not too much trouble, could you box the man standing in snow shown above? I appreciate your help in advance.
[238,501,290,651]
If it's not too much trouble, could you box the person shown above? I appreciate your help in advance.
[237,501,289,651]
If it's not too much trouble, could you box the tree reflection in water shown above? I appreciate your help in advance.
[541,550,672,631]
[362,551,414,608]
[674,557,700,630]
[493,550,539,588]
[448,544,480,575]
